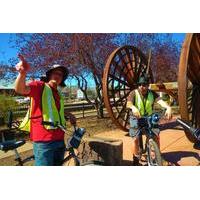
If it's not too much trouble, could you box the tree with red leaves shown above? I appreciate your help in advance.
[122,33,181,82]
[12,33,117,118]
[9,33,181,118]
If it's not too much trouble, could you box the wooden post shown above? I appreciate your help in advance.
[82,103,85,118]
[146,49,152,75]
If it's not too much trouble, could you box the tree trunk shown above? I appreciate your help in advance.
[97,103,104,118]
[79,136,123,166]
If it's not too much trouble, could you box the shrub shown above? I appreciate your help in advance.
[0,95,18,124]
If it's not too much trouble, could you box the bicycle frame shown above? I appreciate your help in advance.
[11,144,80,166]
[12,148,34,166]
[132,111,164,165]
[5,139,81,166]
[1,111,86,166]
[136,126,159,157]
[62,147,80,166]
[1,122,84,166]
[176,118,200,150]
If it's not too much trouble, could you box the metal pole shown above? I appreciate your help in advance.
[146,49,152,75]
[70,82,72,101]
[176,118,191,130]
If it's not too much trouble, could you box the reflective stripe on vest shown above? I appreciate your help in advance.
[134,89,154,116]
[19,84,66,132]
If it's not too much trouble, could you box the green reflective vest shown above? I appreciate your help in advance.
[134,89,155,116]
[19,83,66,132]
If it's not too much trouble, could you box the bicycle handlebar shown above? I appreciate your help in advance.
[176,118,200,141]
[41,121,67,133]
[137,109,166,128]
[41,121,86,149]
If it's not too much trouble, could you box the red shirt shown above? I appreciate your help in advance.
[27,81,64,142]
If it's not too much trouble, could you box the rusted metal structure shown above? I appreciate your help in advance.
[178,33,200,142]
[102,45,177,132]
[102,46,154,132]
[102,33,200,144]
[149,82,178,103]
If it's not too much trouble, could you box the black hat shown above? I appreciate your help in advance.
[46,64,69,87]
[40,75,48,82]
[138,75,150,85]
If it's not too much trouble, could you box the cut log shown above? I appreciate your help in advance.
[78,136,123,166]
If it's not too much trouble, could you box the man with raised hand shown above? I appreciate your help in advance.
[15,55,76,166]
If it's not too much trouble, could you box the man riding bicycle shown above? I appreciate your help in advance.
[15,55,76,166]
[127,75,172,165]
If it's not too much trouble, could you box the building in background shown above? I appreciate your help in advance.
[77,89,84,100]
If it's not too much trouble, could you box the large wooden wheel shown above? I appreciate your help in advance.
[102,46,154,131]
[178,33,200,143]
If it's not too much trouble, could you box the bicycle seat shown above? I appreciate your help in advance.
[0,140,26,151]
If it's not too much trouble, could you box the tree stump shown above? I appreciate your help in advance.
[78,136,123,166]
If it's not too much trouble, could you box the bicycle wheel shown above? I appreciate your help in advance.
[62,157,79,166]
[21,155,35,166]
[147,138,163,166]
[81,160,105,166]
[62,150,80,166]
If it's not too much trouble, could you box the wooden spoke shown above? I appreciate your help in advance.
[103,46,153,131]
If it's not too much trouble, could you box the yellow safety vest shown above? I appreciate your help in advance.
[19,83,66,132]
[134,89,154,116]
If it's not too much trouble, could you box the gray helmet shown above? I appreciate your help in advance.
[46,64,69,87]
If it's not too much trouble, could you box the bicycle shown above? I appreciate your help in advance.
[42,121,105,166]
[176,118,200,150]
[0,111,104,166]
[130,110,166,166]
[0,111,34,166]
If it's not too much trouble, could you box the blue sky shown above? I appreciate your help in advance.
[172,33,185,43]
[0,33,185,65]
[0,33,17,64]
[0,33,186,87]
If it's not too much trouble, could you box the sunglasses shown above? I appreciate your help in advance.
[52,71,63,77]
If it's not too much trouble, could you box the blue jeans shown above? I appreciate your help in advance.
[33,141,65,166]
[129,116,139,137]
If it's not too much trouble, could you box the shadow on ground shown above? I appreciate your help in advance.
[162,151,200,166]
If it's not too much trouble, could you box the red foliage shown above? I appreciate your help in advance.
[14,34,116,78]
[10,33,181,117]
[13,33,117,117]
[127,33,180,82]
